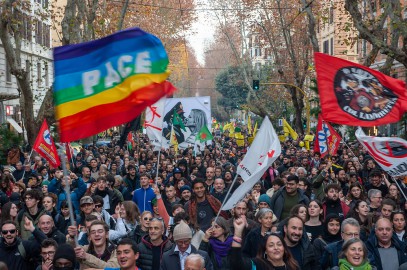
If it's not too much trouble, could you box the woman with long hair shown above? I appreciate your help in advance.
[313,213,342,258]
[304,200,324,243]
[386,183,405,210]
[110,201,140,242]
[332,238,375,270]
[128,211,153,244]
[0,202,18,224]
[242,208,275,258]
[347,200,370,241]
[0,174,15,197]
[200,217,233,270]
[289,204,307,222]
[231,216,299,270]
[345,182,366,209]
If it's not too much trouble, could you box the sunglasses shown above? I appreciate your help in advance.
[143,217,153,221]
[2,229,16,235]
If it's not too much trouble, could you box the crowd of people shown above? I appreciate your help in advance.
[0,132,406,270]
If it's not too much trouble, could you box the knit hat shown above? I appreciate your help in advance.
[180,185,192,193]
[258,194,271,208]
[53,244,76,268]
[173,221,192,241]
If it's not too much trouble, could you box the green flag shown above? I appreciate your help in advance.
[172,110,186,131]
[196,125,213,142]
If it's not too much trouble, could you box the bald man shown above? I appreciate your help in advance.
[35,215,66,244]
[185,254,206,270]
[366,218,407,270]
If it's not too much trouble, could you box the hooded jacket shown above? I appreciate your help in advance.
[137,235,173,270]
[269,187,310,221]
[0,237,41,270]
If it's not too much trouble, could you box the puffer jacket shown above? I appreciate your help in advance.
[137,235,173,270]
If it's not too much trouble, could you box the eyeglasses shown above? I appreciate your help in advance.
[175,239,191,246]
[25,197,34,201]
[143,217,153,221]
[343,232,360,237]
[41,251,55,257]
[2,229,16,235]
[94,204,102,209]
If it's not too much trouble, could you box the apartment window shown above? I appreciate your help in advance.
[362,40,367,57]
[37,62,41,86]
[44,64,49,87]
[329,7,334,24]
[323,40,329,54]
[255,48,262,57]
[5,60,11,83]
[330,38,334,55]
[25,60,30,81]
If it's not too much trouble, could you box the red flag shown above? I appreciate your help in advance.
[33,120,61,168]
[314,115,341,158]
[65,143,73,161]
[315,52,407,126]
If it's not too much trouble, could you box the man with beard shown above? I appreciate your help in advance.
[210,178,227,203]
[336,170,349,196]
[277,156,291,174]
[122,165,139,200]
[74,220,119,269]
[137,218,173,270]
[223,171,234,189]
[270,175,310,221]
[27,215,66,244]
[81,166,95,188]
[183,180,228,231]
[365,170,389,196]
[194,155,206,178]
[17,189,49,240]
[226,200,258,245]
[94,176,122,215]
[0,219,43,270]
[179,185,192,205]
[322,183,349,221]
[204,167,215,193]
[283,215,319,269]
[39,239,58,270]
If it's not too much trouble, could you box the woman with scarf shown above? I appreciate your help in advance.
[313,213,342,259]
[200,216,233,270]
[332,238,376,270]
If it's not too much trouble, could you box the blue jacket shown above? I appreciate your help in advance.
[320,239,344,269]
[132,187,155,213]
[48,177,87,214]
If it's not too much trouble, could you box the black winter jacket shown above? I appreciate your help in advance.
[137,235,173,270]
[161,244,213,270]
[0,237,41,270]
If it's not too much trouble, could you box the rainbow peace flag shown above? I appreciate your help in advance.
[53,28,175,142]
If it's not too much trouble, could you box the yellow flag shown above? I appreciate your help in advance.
[247,115,252,135]
[253,122,258,137]
[283,119,298,140]
[235,132,245,146]
[170,125,178,153]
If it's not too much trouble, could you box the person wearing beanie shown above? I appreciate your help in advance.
[179,185,192,205]
[161,221,213,270]
[258,194,271,208]
[53,243,77,270]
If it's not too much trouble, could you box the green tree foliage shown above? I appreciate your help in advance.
[215,65,250,109]
[0,125,23,164]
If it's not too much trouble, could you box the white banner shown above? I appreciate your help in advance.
[356,128,407,177]
[160,96,211,150]
[145,98,166,151]
[222,117,281,210]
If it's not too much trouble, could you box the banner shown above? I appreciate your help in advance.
[356,128,407,177]
[314,115,341,157]
[160,96,211,149]
[145,97,166,151]
[33,120,61,168]
[223,117,281,210]
[315,52,407,126]
[53,27,176,142]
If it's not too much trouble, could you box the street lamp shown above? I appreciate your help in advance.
[260,82,310,134]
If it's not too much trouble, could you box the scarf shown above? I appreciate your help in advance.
[188,195,227,228]
[209,235,233,267]
[339,259,372,270]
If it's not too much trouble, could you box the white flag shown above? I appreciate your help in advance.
[222,117,281,210]
[145,98,166,151]
[355,127,407,177]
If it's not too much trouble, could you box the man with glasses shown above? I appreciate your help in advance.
[270,175,310,221]
[17,189,48,240]
[366,170,389,196]
[161,221,213,270]
[39,239,58,270]
[368,189,383,213]
[0,219,43,269]
[320,217,361,269]
[138,217,173,270]
[74,220,119,269]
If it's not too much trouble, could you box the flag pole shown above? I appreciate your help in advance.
[214,174,239,222]
[58,148,79,246]
[341,139,364,169]
[390,175,407,201]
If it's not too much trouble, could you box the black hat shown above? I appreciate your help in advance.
[173,167,182,174]
[9,192,21,207]
[53,244,76,269]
